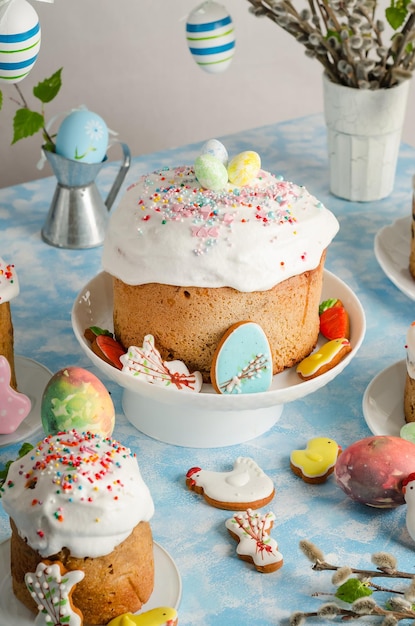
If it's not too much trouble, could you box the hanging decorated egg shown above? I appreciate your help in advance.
[201,138,228,166]
[186,1,235,74]
[55,109,109,164]
[0,0,41,84]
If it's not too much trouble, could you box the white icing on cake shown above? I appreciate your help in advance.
[2,431,154,558]
[407,321,415,380]
[102,166,339,292]
[0,257,19,303]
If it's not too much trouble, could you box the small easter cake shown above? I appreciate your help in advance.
[0,257,19,390]
[41,366,115,437]
[102,144,339,384]
[1,430,155,625]
[404,321,415,423]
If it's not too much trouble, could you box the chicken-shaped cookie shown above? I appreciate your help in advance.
[186,457,274,510]
[290,437,342,484]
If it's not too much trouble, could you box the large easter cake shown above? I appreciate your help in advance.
[0,257,19,390]
[1,430,155,625]
[102,146,339,383]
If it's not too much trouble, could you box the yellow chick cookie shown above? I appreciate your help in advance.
[290,437,342,483]
[107,607,178,626]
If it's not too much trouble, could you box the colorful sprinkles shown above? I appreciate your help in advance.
[128,166,300,256]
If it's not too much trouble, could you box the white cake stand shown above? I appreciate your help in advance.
[71,270,366,447]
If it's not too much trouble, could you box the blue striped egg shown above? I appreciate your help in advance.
[0,0,41,84]
[186,1,235,74]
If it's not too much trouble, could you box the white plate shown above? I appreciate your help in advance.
[72,270,366,409]
[374,215,415,300]
[0,356,51,448]
[0,538,181,625]
[362,360,406,436]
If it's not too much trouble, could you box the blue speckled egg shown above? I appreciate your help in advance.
[55,110,109,164]
[0,0,41,84]
[186,1,235,74]
[201,139,228,166]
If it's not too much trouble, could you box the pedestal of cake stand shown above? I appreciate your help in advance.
[122,388,284,448]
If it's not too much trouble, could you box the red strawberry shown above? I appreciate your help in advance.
[319,298,350,340]
[91,335,126,370]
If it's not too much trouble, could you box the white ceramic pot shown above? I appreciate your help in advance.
[323,73,410,202]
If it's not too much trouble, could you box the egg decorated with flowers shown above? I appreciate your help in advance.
[55,109,109,164]
[0,0,41,84]
[186,1,235,74]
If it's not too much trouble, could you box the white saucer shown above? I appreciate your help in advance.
[72,269,366,447]
[0,538,181,625]
[374,216,415,300]
[362,360,406,436]
[0,356,51,448]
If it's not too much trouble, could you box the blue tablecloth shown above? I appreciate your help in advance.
[1,113,415,625]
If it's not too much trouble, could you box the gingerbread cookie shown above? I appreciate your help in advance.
[210,321,273,394]
[290,437,342,483]
[107,607,178,626]
[225,509,283,573]
[186,457,275,510]
[85,326,125,370]
[319,298,350,340]
[25,560,84,626]
[121,334,202,392]
[296,337,352,380]
[0,355,31,435]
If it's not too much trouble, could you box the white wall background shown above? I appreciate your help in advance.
[0,0,414,189]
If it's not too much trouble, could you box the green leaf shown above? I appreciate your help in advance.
[335,578,373,603]
[0,90,3,111]
[33,67,63,104]
[12,108,44,144]
[386,5,407,29]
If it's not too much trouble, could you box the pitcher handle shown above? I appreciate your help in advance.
[105,142,131,211]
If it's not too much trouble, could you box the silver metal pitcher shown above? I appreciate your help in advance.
[41,142,131,249]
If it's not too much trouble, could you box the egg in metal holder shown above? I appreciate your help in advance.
[55,109,109,164]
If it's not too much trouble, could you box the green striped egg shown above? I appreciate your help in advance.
[186,1,235,74]
[0,0,41,84]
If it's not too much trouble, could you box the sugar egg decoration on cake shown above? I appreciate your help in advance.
[102,143,339,385]
[1,430,155,625]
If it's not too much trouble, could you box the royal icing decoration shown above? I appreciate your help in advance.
[25,561,84,626]
[120,334,202,392]
[290,437,342,482]
[107,607,178,626]
[0,257,19,303]
[296,338,351,378]
[211,322,273,394]
[186,457,275,510]
[225,509,283,572]
[0,356,31,434]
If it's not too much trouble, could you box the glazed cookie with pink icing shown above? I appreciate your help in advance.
[186,457,275,511]
[225,508,283,573]
[296,338,352,380]
[0,355,31,435]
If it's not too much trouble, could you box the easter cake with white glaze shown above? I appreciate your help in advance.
[1,430,155,625]
[102,146,339,383]
[0,257,19,390]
